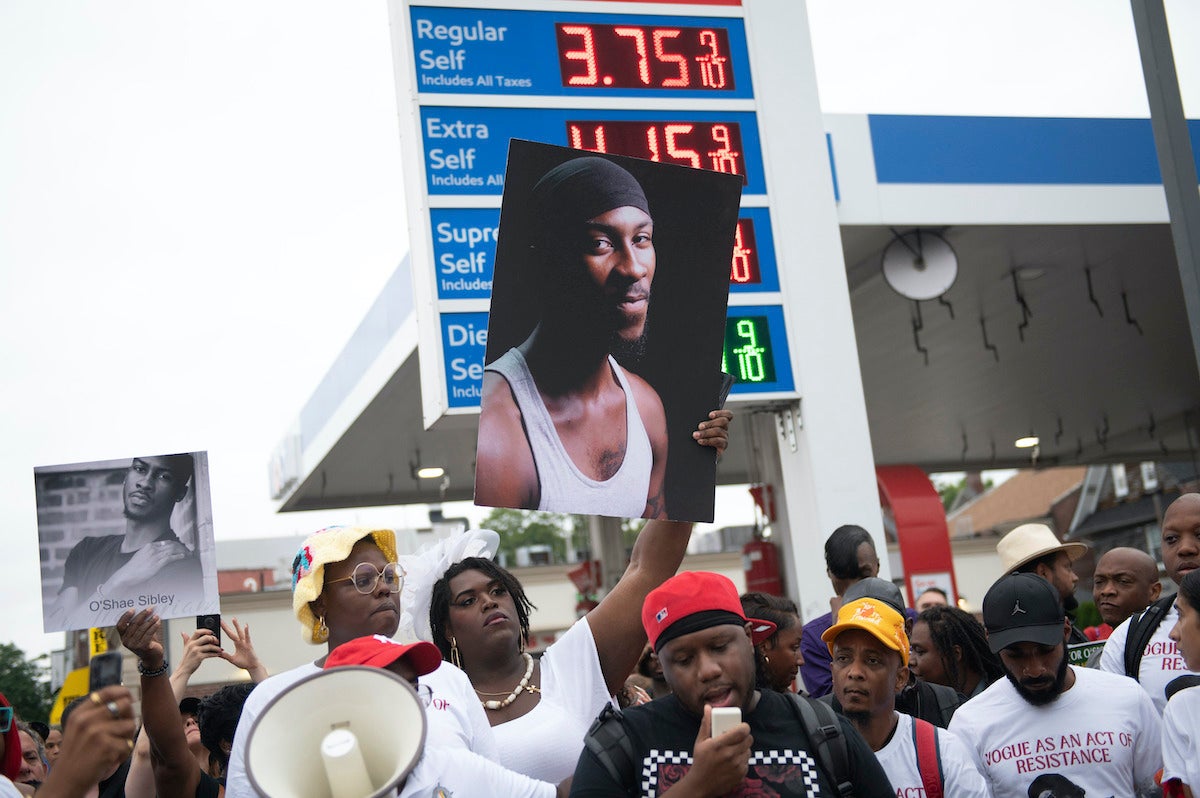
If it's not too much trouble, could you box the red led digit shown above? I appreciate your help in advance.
[614,27,650,86]
[729,219,761,284]
[665,124,700,168]
[560,25,598,86]
[555,23,734,91]
[697,30,728,89]
[645,126,660,162]
[568,123,608,153]
[653,29,689,88]
[708,124,740,175]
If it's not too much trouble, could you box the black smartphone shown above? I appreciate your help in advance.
[88,651,123,692]
[196,614,221,646]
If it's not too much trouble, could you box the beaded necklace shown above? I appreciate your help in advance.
[476,652,540,710]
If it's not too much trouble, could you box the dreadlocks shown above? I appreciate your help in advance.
[429,556,537,663]
[917,604,1003,694]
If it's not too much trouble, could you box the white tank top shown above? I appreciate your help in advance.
[485,348,652,517]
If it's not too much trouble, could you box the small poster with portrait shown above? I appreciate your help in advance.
[475,140,742,522]
[35,451,220,633]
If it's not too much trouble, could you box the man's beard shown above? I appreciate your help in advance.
[610,328,648,365]
[1063,593,1079,613]
[610,304,651,366]
[1004,645,1070,706]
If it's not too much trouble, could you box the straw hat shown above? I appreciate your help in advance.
[996,523,1088,573]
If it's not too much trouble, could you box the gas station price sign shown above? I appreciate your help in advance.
[396,0,803,419]
[419,107,767,196]
[409,6,753,99]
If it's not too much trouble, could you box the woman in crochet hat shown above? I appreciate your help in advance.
[224,526,498,798]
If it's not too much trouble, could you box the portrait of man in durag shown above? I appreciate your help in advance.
[476,140,742,523]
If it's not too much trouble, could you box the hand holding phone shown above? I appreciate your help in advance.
[710,706,741,738]
[196,614,221,647]
[88,652,123,692]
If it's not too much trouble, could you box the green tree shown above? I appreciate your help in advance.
[935,474,994,512]
[483,507,580,565]
[0,642,54,723]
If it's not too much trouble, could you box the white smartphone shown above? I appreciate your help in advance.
[710,707,741,738]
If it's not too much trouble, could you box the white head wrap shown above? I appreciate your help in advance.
[397,528,500,643]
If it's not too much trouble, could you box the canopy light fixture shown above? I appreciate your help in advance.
[1014,436,1040,449]
[415,466,445,479]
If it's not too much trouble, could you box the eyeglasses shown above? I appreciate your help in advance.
[0,707,11,733]
[326,562,404,594]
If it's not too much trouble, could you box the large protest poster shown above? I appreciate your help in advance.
[475,140,741,522]
[36,451,219,632]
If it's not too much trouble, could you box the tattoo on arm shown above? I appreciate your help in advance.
[645,488,666,520]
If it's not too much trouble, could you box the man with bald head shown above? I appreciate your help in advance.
[1100,493,1200,712]
[475,154,729,519]
[1092,547,1161,631]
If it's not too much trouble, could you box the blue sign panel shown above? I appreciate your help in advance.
[723,305,793,394]
[441,312,489,407]
[409,6,753,99]
[439,305,790,409]
[421,107,766,196]
[430,208,500,299]
[729,207,779,294]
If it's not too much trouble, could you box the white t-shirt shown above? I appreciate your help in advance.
[225,659,498,798]
[493,617,613,783]
[1100,603,1198,714]
[949,666,1162,798]
[401,747,555,798]
[875,713,989,798]
[0,775,21,798]
[1162,684,1200,788]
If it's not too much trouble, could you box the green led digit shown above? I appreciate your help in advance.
[733,318,766,382]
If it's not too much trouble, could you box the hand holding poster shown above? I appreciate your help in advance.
[475,140,741,522]
[36,451,219,633]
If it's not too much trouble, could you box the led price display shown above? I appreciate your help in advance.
[729,218,760,286]
[567,120,745,179]
[722,315,775,385]
[556,23,734,91]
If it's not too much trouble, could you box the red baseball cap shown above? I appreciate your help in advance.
[642,571,776,651]
[324,635,443,677]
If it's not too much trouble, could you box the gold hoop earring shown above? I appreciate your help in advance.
[450,636,462,669]
[315,615,329,644]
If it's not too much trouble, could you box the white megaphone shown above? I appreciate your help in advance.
[245,666,426,798]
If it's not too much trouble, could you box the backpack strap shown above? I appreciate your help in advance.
[1124,593,1176,679]
[583,703,637,787]
[911,718,944,798]
[787,692,854,797]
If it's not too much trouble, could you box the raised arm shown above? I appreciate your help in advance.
[120,608,203,798]
[586,409,732,695]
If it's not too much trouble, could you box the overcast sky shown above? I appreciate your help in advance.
[2,1,1197,662]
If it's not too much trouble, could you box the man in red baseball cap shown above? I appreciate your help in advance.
[572,571,894,797]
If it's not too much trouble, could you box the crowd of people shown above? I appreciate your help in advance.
[6,483,1200,796]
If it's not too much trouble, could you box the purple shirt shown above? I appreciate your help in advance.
[799,611,834,698]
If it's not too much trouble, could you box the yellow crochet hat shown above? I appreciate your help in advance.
[291,526,398,645]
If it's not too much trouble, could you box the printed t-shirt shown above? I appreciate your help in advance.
[949,665,1162,798]
[874,713,989,798]
[1100,604,1199,713]
[1162,684,1200,789]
